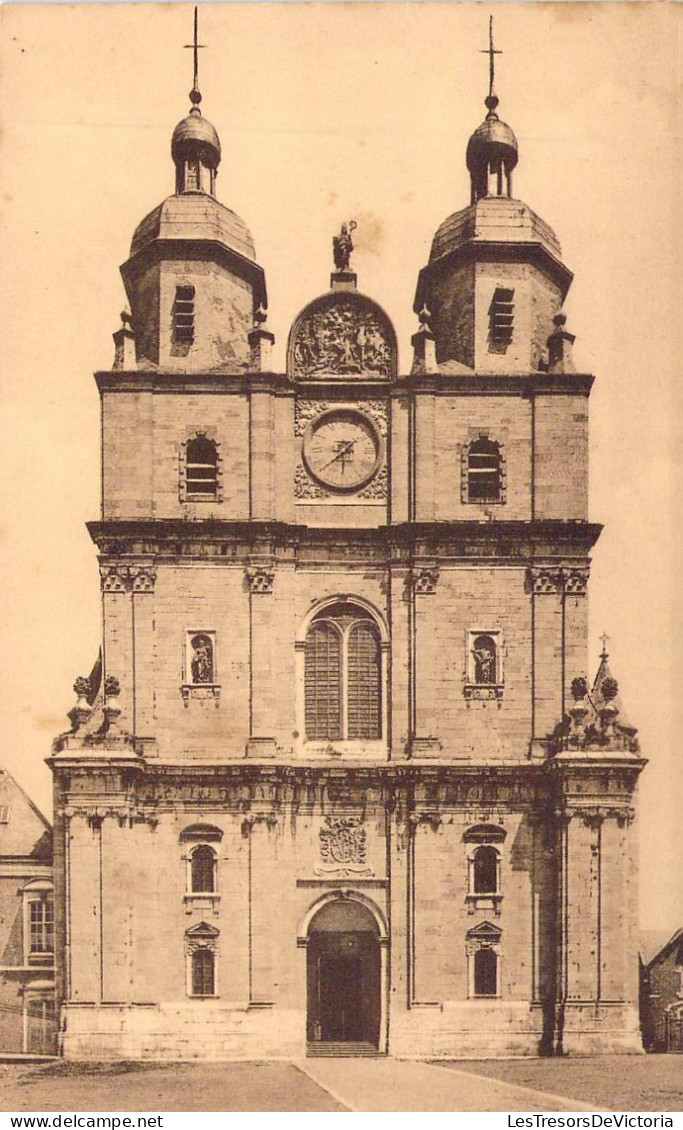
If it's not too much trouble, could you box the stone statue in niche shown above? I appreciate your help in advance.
[190,634,214,684]
[472,635,496,684]
[292,299,392,379]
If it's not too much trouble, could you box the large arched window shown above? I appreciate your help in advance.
[190,845,216,894]
[304,602,381,741]
[185,435,218,498]
[465,437,503,503]
[192,948,215,997]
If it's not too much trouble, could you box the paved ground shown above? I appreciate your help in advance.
[299,1057,607,1113]
[0,1055,680,1113]
[439,1056,683,1114]
[0,1061,343,1113]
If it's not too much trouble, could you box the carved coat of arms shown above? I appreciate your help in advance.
[316,815,372,876]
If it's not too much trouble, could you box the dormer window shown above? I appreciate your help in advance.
[488,287,514,352]
[173,285,195,345]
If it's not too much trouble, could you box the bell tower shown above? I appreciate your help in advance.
[119,10,266,373]
[414,18,572,376]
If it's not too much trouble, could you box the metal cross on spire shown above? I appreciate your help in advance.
[184,6,206,107]
[480,14,502,104]
[599,631,610,658]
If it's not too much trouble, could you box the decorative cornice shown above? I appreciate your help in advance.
[415,238,574,310]
[89,519,602,560]
[95,369,594,399]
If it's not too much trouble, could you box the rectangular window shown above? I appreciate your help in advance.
[29,900,54,955]
[0,805,10,823]
[173,285,195,344]
[192,950,215,996]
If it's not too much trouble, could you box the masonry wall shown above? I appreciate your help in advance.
[60,794,550,1059]
[0,876,25,1052]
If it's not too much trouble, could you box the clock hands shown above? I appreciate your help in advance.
[318,438,357,474]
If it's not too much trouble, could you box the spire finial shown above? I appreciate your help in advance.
[480,14,502,116]
[599,631,610,659]
[184,6,206,111]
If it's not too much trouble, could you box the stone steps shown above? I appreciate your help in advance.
[307,1042,382,1058]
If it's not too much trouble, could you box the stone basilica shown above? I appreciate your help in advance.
[50,26,645,1060]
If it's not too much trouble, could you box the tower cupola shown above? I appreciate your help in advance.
[466,19,518,203]
[413,17,572,374]
[466,99,518,204]
[118,8,266,373]
[171,9,221,196]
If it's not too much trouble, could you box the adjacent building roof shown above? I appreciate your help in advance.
[0,769,52,862]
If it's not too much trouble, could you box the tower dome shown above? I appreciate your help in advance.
[171,7,221,196]
[466,97,518,204]
[171,106,221,183]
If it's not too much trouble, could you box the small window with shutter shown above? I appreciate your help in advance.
[173,285,196,344]
[488,286,514,352]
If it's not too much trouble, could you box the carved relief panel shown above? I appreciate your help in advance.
[288,294,396,381]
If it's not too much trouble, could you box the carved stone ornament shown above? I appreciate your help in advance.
[412,567,440,595]
[185,921,219,957]
[290,295,395,380]
[316,815,371,876]
[181,685,221,708]
[247,567,275,594]
[564,569,589,596]
[130,566,157,593]
[294,400,388,501]
[464,685,504,703]
[529,567,563,595]
[100,564,157,593]
[295,399,388,439]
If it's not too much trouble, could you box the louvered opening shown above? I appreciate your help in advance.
[173,284,196,344]
[468,439,501,502]
[186,436,218,498]
[488,286,514,350]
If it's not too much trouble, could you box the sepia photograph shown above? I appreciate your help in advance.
[0,0,680,1115]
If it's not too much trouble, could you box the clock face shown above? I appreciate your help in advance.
[303,409,382,493]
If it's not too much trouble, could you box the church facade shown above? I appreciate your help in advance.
[49,35,645,1060]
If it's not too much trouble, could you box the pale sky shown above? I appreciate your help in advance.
[0,2,680,931]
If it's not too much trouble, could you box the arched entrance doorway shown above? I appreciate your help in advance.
[306,897,382,1050]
